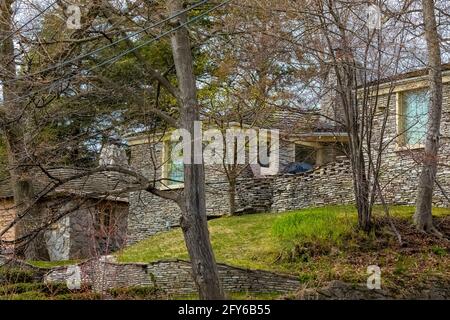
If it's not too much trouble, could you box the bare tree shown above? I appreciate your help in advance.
[0,0,225,299]
[414,0,443,235]
[263,0,412,232]
[0,0,48,259]
[166,0,224,300]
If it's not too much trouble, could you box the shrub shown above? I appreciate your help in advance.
[431,246,447,257]
[0,282,44,295]
[0,282,73,296]
[108,286,160,299]
[0,268,35,284]
[0,291,47,300]
[45,283,75,295]
[272,207,356,259]
[53,292,102,300]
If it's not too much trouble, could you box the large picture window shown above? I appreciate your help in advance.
[398,89,429,147]
[164,140,184,187]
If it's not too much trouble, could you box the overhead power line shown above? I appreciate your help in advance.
[0,0,59,46]
[5,0,231,106]
[2,0,210,85]
[88,0,231,72]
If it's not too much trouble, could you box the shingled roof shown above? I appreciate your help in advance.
[0,168,135,202]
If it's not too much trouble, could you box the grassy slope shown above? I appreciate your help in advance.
[118,206,450,287]
[28,260,80,269]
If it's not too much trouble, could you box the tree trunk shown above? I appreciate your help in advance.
[228,177,237,215]
[0,0,48,259]
[167,0,224,300]
[414,0,443,233]
[338,57,372,232]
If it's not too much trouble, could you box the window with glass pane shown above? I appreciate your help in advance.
[166,141,184,186]
[402,89,429,146]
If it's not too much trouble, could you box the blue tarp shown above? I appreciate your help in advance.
[284,162,314,174]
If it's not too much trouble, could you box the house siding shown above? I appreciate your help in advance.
[0,199,16,251]
[372,83,450,206]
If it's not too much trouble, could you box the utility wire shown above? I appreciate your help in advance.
[86,0,230,73]
[1,0,210,85]
[0,0,59,46]
[6,0,231,105]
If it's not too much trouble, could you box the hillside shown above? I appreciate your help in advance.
[118,206,450,290]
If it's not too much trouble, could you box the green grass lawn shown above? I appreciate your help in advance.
[28,260,80,269]
[117,205,450,288]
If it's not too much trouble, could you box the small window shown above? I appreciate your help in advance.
[163,140,184,187]
[398,89,429,147]
[97,203,113,231]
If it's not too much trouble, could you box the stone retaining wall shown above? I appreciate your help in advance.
[271,159,354,213]
[45,259,301,295]
[0,255,48,282]
[127,177,273,244]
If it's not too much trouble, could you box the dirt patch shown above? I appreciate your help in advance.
[334,216,450,257]
[286,278,450,300]
[378,216,450,249]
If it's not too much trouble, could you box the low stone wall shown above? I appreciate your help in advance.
[271,159,354,213]
[127,177,274,244]
[236,178,273,213]
[0,255,48,282]
[0,199,16,245]
[271,154,450,213]
[45,259,301,295]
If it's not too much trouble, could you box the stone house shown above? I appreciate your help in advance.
[363,66,450,206]
[125,66,450,244]
[2,66,450,257]
[0,169,129,260]
[126,117,349,243]
[0,145,131,260]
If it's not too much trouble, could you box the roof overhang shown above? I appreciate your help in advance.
[362,69,450,97]
[288,132,349,144]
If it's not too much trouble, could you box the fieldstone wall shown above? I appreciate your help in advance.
[271,159,354,212]
[69,200,129,259]
[0,199,15,252]
[45,259,301,295]
[236,178,274,212]
[38,198,129,260]
[369,85,450,207]
[0,196,128,260]
[127,178,273,243]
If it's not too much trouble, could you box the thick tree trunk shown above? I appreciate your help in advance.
[414,0,443,233]
[338,59,372,232]
[167,0,224,300]
[0,0,48,259]
[228,178,237,215]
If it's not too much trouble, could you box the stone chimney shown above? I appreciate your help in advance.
[320,47,364,129]
[99,139,128,167]
[320,66,340,127]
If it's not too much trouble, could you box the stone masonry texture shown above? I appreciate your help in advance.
[44,259,301,295]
